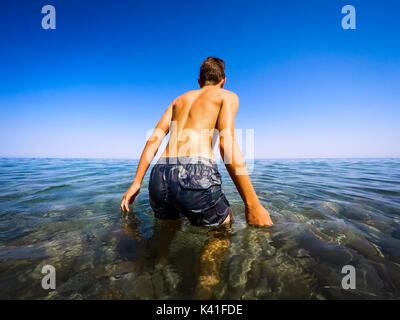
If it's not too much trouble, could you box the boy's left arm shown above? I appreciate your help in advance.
[121,102,173,212]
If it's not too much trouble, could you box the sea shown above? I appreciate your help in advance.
[0,158,399,299]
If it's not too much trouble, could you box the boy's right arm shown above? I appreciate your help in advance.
[217,93,273,226]
[121,102,173,212]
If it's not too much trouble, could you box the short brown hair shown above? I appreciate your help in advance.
[199,57,225,87]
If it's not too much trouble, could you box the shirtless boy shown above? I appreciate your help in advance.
[121,57,273,227]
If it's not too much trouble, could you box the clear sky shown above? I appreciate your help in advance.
[0,0,399,158]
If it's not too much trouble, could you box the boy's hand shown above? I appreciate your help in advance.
[245,203,273,226]
[121,183,141,212]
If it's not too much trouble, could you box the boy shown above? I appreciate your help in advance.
[121,57,273,227]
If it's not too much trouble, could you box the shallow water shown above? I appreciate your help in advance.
[0,158,400,299]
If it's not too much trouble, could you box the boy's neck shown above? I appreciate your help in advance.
[201,84,221,89]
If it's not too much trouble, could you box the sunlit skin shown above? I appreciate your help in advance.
[121,78,273,227]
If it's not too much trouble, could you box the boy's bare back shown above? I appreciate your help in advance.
[161,87,238,160]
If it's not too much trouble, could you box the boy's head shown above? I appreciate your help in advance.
[198,57,226,88]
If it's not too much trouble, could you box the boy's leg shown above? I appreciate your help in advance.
[195,226,231,299]
[155,218,183,268]
[221,207,233,225]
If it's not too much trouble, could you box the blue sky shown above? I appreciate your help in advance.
[0,0,399,158]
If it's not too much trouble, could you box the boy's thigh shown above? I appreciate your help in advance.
[182,194,231,227]
[149,165,180,219]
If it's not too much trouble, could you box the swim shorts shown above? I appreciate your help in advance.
[148,156,232,227]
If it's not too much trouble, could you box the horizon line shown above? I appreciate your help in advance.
[1,156,399,160]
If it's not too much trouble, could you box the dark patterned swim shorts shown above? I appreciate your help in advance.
[148,157,232,227]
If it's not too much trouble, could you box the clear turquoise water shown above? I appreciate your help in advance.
[0,158,400,299]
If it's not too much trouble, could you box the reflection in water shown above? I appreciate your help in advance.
[0,158,400,299]
[120,210,235,299]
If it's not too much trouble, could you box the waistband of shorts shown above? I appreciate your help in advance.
[156,156,217,167]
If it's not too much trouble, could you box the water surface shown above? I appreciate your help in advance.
[1,158,400,299]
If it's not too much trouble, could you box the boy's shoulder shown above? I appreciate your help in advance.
[173,89,198,103]
[219,89,239,101]
[173,89,238,105]
[180,88,238,98]
[180,89,201,98]
[205,88,238,99]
